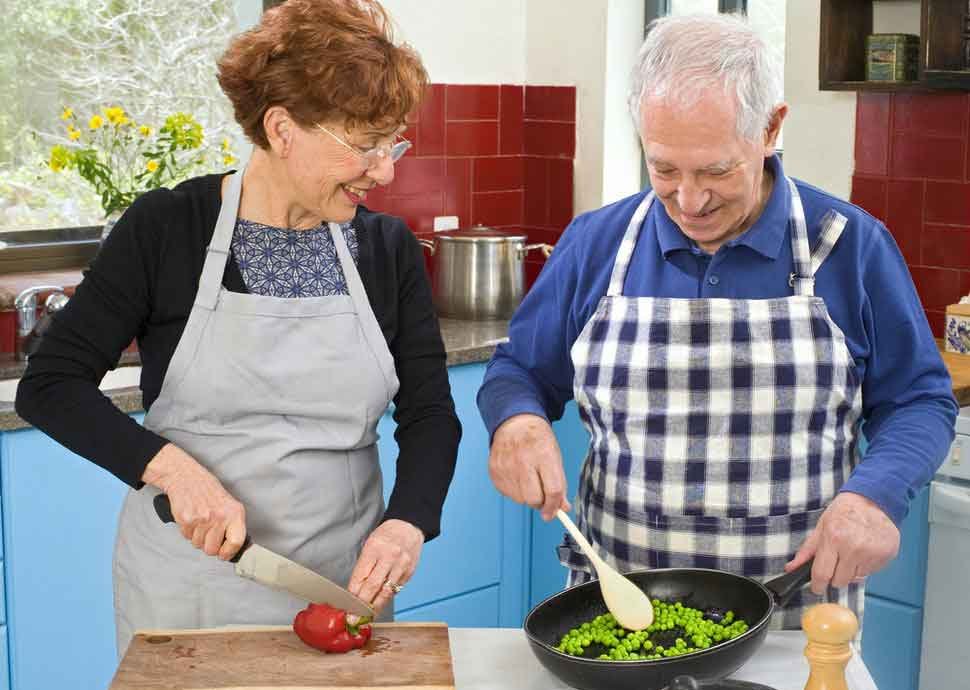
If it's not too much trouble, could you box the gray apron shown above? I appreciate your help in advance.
[112,169,399,654]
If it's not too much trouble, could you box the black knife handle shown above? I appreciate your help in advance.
[152,493,252,564]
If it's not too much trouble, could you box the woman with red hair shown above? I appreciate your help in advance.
[16,0,460,654]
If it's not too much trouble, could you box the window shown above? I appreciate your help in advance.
[0,0,262,233]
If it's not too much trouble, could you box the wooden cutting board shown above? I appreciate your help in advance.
[109,622,455,690]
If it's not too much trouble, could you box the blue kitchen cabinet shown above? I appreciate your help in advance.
[860,485,930,690]
[376,361,529,628]
[0,361,528,690]
[528,401,591,610]
[0,421,132,690]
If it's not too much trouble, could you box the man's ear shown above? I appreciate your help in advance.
[764,103,788,156]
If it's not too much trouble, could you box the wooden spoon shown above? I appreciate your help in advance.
[556,509,655,630]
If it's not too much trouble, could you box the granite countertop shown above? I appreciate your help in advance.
[0,317,509,431]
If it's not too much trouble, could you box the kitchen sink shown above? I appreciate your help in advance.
[0,226,102,274]
[0,365,142,403]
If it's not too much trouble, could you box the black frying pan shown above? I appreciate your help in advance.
[524,561,812,690]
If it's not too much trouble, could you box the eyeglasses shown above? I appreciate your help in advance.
[315,123,411,168]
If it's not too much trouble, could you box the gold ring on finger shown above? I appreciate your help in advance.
[384,580,404,594]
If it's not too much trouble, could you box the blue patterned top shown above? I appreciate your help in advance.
[231,218,359,297]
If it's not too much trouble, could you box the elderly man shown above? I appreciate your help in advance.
[477,12,956,627]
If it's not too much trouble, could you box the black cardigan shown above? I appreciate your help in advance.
[15,172,461,540]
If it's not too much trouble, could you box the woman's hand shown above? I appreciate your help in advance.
[141,443,247,561]
[347,519,424,613]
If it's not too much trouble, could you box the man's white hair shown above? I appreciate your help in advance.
[629,12,782,142]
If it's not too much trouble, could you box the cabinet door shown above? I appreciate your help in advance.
[529,402,590,609]
[395,586,501,627]
[1,424,133,690]
[865,485,929,607]
[861,594,922,690]
[377,362,528,628]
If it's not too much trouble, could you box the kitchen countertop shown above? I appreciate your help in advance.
[0,317,510,430]
[450,628,876,690]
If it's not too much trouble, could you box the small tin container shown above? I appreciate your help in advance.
[866,33,919,82]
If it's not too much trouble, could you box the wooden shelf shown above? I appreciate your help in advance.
[819,80,933,92]
[819,0,970,92]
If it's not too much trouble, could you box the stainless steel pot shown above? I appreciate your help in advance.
[419,226,554,320]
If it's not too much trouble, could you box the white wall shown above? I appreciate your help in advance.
[780,0,856,200]
[380,0,526,84]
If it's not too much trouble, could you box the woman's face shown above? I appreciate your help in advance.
[287,120,401,223]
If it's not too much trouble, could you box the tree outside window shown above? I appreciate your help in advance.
[0,0,251,232]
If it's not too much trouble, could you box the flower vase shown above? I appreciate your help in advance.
[101,208,124,243]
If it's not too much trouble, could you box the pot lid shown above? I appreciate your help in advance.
[433,225,527,242]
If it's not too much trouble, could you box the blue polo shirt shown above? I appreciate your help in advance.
[477,155,957,525]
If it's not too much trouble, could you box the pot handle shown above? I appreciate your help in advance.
[418,238,436,255]
[518,243,555,259]
[763,559,814,607]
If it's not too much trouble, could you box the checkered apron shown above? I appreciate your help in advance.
[560,180,864,629]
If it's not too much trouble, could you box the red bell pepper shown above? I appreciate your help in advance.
[292,602,372,653]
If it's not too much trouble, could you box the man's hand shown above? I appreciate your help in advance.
[142,443,247,561]
[785,492,900,594]
[489,413,571,521]
[348,519,424,613]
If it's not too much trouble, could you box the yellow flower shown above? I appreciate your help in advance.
[89,114,104,130]
[103,106,128,126]
[223,154,236,166]
[49,145,72,172]
[67,127,81,141]
[139,125,151,137]
[221,137,231,151]
[145,160,159,173]
[61,107,74,121]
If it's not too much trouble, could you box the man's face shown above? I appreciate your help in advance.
[639,91,785,254]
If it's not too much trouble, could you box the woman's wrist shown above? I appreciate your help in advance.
[141,442,191,491]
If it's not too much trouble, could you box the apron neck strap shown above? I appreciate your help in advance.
[786,177,816,297]
[607,192,655,297]
[195,169,245,310]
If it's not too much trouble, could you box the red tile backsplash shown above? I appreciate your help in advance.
[472,190,524,227]
[893,93,969,137]
[855,94,891,176]
[925,181,970,225]
[446,85,500,121]
[890,133,965,181]
[524,121,576,158]
[500,85,524,155]
[474,156,524,193]
[525,86,577,122]
[362,82,575,295]
[854,92,970,333]
[850,175,887,221]
[446,121,499,156]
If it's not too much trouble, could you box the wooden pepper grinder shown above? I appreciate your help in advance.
[801,603,859,690]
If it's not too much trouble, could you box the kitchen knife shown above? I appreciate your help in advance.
[153,494,375,617]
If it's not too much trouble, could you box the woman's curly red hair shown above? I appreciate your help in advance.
[217,0,427,148]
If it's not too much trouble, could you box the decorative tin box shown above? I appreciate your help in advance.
[866,33,919,82]
[945,303,970,354]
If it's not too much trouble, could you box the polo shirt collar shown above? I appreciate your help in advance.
[654,154,790,259]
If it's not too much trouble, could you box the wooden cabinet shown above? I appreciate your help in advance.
[820,0,970,91]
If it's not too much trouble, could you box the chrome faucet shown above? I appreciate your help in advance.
[14,285,68,360]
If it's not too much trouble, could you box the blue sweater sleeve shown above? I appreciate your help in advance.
[839,222,958,524]
[477,216,591,436]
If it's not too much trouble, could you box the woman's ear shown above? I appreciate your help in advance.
[263,106,294,158]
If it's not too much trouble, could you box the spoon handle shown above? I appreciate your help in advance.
[556,509,606,572]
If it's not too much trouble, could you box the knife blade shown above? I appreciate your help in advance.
[153,494,375,617]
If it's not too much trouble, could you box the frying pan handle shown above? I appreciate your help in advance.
[763,559,814,607]
[152,493,252,564]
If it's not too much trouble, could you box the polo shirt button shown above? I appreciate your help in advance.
[708,275,720,286]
